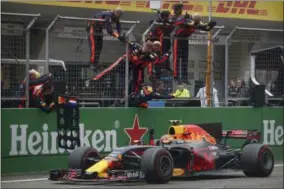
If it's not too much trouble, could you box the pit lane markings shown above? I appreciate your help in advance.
[2,164,283,184]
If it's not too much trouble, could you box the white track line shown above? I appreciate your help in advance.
[69,186,93,189]
[2,164,283,184]
[2,178,48,183]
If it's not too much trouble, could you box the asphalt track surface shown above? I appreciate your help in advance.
[2,165,283,189]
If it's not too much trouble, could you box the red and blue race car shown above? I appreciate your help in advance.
[50,111,274,184]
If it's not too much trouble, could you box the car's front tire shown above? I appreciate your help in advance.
[141,147,173,184]
[241,143,274,177]
[68,147,101,171]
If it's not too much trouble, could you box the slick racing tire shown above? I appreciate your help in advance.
[68,147,101,171]
[241,143,274,177]
[141,147,173,184]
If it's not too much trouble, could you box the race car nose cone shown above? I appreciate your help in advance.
[85,159,110,174]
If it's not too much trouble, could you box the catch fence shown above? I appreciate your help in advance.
[46,15,139,107]
[225,27,283,106]
[2,12,283,107]
[1,12,39,107]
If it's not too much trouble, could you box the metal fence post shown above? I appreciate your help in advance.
[25,14,40,108]
[46,15,60,74]
[212,26,224,106]
[123,21,139,107]
[125,42,129,107]
[206,0,213,107]
[225,27,238,106]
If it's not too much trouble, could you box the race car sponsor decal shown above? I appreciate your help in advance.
[126,170,145,179]
[173,168,185,176]
[124,115,148,145]
[9,123,118,156]
[263,120,283,146]
[208,146,218,150]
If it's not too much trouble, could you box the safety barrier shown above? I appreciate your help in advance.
[1,107,283,174]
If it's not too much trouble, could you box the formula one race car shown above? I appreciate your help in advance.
[50,106,274,184]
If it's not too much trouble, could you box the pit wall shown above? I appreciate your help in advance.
[2,107,283,174]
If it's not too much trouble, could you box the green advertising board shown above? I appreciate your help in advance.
[1,107,283,174]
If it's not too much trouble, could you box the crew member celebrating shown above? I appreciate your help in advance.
[127,41,158,93]
[173,12,216,84]
[170,3,184,23]
[148,41,170,77]
[87,7,126,74]
[147,10,173,69]
[129,84,173,108]
[19,72,53,108]
[32,81,56,113]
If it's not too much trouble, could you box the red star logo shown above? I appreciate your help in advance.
[124,115,148,145]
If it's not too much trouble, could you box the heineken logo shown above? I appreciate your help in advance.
[9,123,118,156]
[263,120,283,146]
[8,114,149,156]
[124,115,148,145]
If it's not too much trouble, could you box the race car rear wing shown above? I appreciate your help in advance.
[222,129,261,142]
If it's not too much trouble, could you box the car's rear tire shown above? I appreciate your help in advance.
[141,147,173,184]
[68,147,101,171]
[241,143,274,177]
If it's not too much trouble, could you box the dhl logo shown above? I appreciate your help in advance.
[59,1,267,16]
[214,1,267,16]
[13,0,282,21]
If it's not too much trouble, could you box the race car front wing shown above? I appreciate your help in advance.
[49,169,146,182]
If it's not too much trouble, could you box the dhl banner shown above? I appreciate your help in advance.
[9,1,283,21]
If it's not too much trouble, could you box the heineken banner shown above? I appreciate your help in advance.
[1,108,283,174]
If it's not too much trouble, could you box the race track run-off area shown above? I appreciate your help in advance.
[2,164,283,189]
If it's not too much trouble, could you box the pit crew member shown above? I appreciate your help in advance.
[87,7,126,74]
[173,13,216,84]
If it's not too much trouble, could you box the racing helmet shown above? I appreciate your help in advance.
[160,134,185,145]
[142,85,153,93]
[160,134,174,144]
